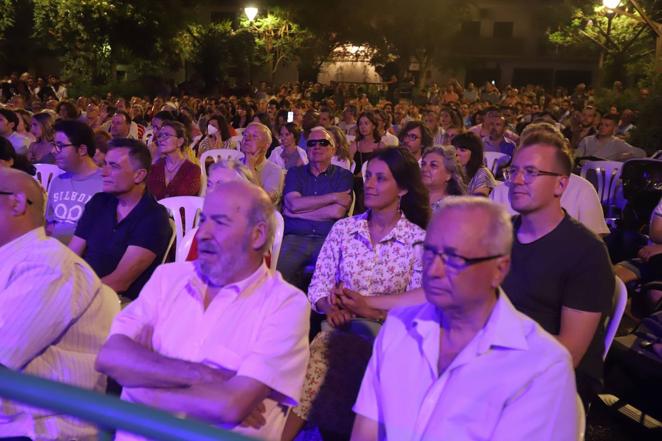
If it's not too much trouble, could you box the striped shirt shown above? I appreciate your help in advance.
[0,227,120,440]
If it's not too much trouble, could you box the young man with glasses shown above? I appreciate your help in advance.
[351,197,577,441]
[46,120,103,244]
[502,129,614,406]
[276,127,353,290]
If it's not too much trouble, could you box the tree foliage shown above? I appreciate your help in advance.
[548,1,661,86]
[0,0,15,41]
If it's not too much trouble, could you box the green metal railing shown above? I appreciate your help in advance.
[0,368,255,441]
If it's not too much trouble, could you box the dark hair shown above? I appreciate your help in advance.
[0,109,19,132]
[356,111,381,143]
[268,99,279,108]
[280,122,302,142]
[440,107,464,129]
[519,127,573,175]
[207,113,231,141]
[253,112,270,127]
[114,110,132,125]
[0,137,35,175]
[368,147,431,229]
[602,113,620,123]
[398,121,434,148]
[56,101,80,119]
[54,119,96,157]
[94,129,111,154]
[108,138,152,173]
[451,132,484,180]
[153,110,175,122]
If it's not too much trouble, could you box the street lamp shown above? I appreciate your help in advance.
[602,0,621,9]
[244,6,258,22]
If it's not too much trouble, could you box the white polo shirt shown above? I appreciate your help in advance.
[111,262,310,441]
[490,173,610,235]
[354,291,578,441]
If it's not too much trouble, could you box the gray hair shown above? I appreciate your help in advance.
[246,121,272,147]
[422,145,467,196]
[208,158,258,185]
[309,125,336,149]
[434,196,513,255]
[247,185,277,255]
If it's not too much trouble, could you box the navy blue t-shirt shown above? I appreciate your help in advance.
[74,191,172,300]
[283,164,354,237]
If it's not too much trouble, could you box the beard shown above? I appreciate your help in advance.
[193,234,251,287]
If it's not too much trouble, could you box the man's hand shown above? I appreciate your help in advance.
[334,191,352,208]
[638,243,662,261]
[239,401,266,429]
[328,309,353,327]
[337,288,382,320]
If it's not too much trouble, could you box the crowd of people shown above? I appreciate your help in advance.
[0,75,660,441]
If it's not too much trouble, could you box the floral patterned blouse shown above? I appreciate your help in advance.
[307,210,425,312]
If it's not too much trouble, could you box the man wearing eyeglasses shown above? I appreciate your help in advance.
[351,197,577,441]
[0,167,120,440]
[45,120,103,245]
[276,127,353,290]
[241,122,284,205]
[501,129,614,406]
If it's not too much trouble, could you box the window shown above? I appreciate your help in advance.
[493,22,514,38]
[461,21,481,37]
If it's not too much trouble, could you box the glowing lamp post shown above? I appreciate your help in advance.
[602,0,621,9]
[244,6,258,22]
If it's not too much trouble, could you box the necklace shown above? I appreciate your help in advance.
[165,158,184,173]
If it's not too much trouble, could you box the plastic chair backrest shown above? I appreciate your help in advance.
[604,276,628,360]
[34,164,65,192]
[483,152,510,175]
[158,196,204,260]
[346,135,356,143]
[577,394,586,441]
[347,190,356,217]
[270,211,285,270]
[361,161,368,182]
[580,160,623,206]
[199,149,245,181]
[163,218,177,264]
[177,226,198,263]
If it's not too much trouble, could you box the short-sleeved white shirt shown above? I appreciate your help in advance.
[111,262,310,441]
[490,173,610,235]
[354,291,578,441]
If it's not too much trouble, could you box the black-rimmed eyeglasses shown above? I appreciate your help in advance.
[415,241,504,272]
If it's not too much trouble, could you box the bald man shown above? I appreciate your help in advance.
[0,168,120,440]
[96,181,310,441]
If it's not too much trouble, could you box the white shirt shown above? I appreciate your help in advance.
[0,228,120,440]
[268,145,309,170]
[110,262,310,441]
[354,291,578,441]
[490,174,610,235]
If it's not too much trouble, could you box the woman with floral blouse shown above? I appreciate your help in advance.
[282,147,431,441]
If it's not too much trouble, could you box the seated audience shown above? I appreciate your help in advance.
[0,168,120,440]
[0,138,35,175]
[327,126,353,170]
[350,111,383,174]
[398,120,433,163]
[240,122,284,205]
[69,139,172,301]
[0,108,31,156]
[46,121,103,245]
[351,197,578,441]
[195,113,233,156]
[482,116,516,158]
[268,122,308,170]
[421,146,467,211]
[146,120,201,199]
[276,127,354,290]
[95,181,310,441]
[423,110,444,146]
[452,132,496,196]
[502,128,614,405]
[281,147,429,441]
[93,129,111,167]
[27,112,55,164]
[575,114,646,161]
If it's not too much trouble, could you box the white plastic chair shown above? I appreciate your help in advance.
[347,190,356,217]
[158,196,204,261]
[577,394,586,441]
[177,226,198,263]
[199,148,245,182]
[580,160,623,208]
[162,218,177,264]
[346,135,356,143]
[361,161,368,182]
[270,211,285,270]
[604,276,628,360]
[34,164,65,192]
[483,152,510,175]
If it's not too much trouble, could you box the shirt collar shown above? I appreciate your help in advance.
[185,262,270,304]
[306,163,335,177]
[409,288,529,354]
[348,210,418,245]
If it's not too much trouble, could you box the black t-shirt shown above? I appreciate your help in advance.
[75,191,172,300]
[502,213,615,386]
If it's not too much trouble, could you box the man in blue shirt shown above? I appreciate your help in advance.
[276,127,354,289]
[69,139,171,301]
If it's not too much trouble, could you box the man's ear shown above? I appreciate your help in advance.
[9,191,29,217]
[134,168,148,184]
[251,221,268,251]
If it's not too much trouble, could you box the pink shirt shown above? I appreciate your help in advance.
[110,262,310,441]
[354,291,578,441]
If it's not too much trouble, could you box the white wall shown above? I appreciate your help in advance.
[317,61,383,84]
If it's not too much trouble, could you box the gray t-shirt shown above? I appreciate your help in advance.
[46,170,103,244]
[576,135,646,161]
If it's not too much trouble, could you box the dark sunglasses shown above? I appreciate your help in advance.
[307,139,332,148]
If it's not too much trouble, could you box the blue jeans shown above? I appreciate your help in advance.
[276,234,326,290]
